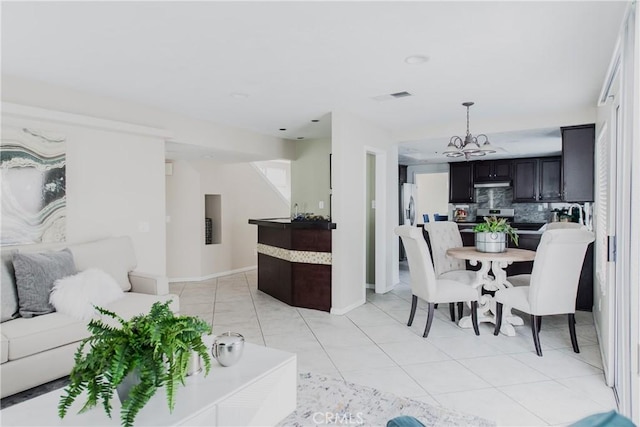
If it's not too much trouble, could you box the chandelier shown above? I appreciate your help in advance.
[443,102,496,160]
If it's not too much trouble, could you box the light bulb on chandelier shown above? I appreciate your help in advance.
[442,102,497,160]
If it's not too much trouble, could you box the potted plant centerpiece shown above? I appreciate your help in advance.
[58,301,211,427]
[473,216,519,253]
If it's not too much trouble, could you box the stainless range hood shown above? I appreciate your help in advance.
[473,181,511,188]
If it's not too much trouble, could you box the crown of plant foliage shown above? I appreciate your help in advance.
[473,215,519,246]
[58,301,211,427]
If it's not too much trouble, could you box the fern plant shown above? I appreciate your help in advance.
[473,215,519,246]
[58,301,211,427]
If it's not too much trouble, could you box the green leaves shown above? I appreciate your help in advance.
[58,300,212,427]
[473,216,519,246]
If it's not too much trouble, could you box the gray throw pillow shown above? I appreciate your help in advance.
[13,249,77,318]
[1,250,19,322]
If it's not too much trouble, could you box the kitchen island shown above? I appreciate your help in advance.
[248,218,336,312]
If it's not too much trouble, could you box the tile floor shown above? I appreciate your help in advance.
[170,264,617,426]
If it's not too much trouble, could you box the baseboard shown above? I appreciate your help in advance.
[168,265,256,283]
[331,298,366,315]
[365,282,398,293]
[593,313,614,387]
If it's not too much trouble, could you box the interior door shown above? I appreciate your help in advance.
[594,104,617,385]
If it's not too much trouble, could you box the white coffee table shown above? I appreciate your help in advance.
[1,343,297,426]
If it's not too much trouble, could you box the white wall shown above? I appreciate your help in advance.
[2,112,167,276]
[331,111,398,313]
[415,172,449,224]
[1,75,295,162]
[165,161,202,278]
[291,138,331,217]
[406,163,449,183]
[3,76,296,280]
[166,160,289,280]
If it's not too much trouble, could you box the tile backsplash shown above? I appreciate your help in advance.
[453,187,579,223]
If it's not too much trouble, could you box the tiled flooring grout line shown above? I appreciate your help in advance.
[210,278,219,326]
[245,272,267,346]
[295,308,346,382]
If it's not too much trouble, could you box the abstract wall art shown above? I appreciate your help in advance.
[1,127,67,245]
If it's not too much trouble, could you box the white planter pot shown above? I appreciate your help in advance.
[475,232,507,253]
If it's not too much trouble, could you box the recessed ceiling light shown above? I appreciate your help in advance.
[404,55,430,65]
[230,92,249,99]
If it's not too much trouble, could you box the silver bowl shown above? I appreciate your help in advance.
[211,332,245,367]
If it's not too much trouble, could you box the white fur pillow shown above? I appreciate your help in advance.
[50,268,124,320]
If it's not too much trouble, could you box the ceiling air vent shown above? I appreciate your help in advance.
[372,91,413,102]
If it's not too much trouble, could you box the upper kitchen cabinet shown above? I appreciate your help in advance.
[449,162,474,203]
[513,156,561,202]
[539,157,562,201]
[562,124,595,202]
[513,159,537,202]
[473,159,512,182]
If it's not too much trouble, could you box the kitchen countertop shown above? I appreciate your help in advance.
[459,228,545,235]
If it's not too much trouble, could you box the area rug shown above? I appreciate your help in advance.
[278,372,495,427]
[2,373,495,426]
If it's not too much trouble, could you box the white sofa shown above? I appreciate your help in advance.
[0,236,179,398]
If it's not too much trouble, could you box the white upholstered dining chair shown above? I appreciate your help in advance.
[424,221,476,321]
[494,228,595,356]
[507,222,586,287]
[395,226,479,338]
[545,222,585,230]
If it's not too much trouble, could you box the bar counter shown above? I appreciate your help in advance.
[248,218,336,312]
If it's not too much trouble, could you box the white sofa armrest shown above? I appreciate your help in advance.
[128,271,169,296]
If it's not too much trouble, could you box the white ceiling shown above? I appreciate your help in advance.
[1,1,627,163]
[399,127,563,165]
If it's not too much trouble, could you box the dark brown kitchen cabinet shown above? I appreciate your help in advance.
[539,157,562,201]
[513,157,561,202]
[449,162,474,203]
[562,124,595,202]
[474,160,512,182]
[513,159,537,202]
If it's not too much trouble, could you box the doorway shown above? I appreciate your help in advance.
[366,153,375,288]
[365,147,389,294]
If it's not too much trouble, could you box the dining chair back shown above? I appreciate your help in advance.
[424,221,476,322]
[395,225,480,338]
[494,228,595,356]
[545,222,585,230]
[528,229,595,315]
[395,225,437,302]
[423,221,466,277]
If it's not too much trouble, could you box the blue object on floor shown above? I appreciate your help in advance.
[433,214,447,221]
[423,214,430,223]
[387,415,426,427]
[569,410,636,427]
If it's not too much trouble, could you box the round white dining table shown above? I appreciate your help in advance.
[446,246,536,336]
